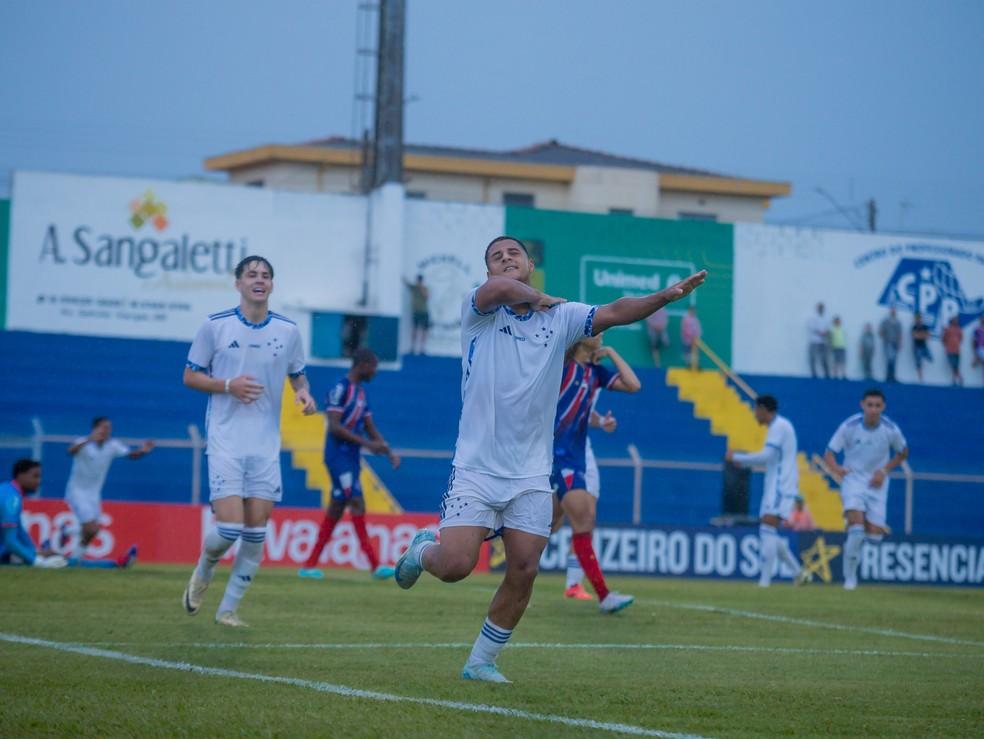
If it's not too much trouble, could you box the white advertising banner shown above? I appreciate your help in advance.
[734,224,984,386]
[403,200,505,357]
[7,171,367,341]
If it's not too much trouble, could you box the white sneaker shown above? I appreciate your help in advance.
[33,554,68,569]
[395,529,436,590]
[843,579,858,591]
[599,592,634,614]
[462,662,512,683]
[215,610,248,628]
[183,570,209,615]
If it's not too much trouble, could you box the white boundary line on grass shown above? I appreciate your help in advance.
[649,601,984,647]
[0,632,703,739]
[78,641,983,659]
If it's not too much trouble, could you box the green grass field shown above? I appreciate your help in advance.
[1,565,982,737]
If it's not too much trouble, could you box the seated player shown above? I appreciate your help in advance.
[551,334,640,612]
[300,349,401,579]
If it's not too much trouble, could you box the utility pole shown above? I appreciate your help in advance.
[867,198,877,232]
[372,0,405,188]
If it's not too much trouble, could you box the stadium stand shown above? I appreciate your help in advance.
[1,330,980,536]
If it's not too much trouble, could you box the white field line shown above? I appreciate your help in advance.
[77,640,983,659]
[0,632,702,739]
[648,601,984,647]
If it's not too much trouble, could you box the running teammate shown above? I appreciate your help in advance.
[300,348,401,580]
[725,395,803,587]
[65,417,153,560]
[395,235,706,682]
[182,255,316,627]
[824,388,908,590]
[551,334,640,611]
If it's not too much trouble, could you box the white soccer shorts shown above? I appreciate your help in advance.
[439,466,552,538]
[65,489,101,524]
[759,488,796,520]
[840,475,889,529]
[208,455,283,503]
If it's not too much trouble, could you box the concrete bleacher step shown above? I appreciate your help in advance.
[666,368,844,531]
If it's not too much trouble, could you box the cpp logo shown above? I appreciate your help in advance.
[877,258,984,335]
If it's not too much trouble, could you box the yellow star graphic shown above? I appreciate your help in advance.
[799,536,842,583]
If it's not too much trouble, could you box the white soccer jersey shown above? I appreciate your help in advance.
[827,413,907,485]
[65,438,130,498]
[733,414,799,499]
[453,288,595,478]
[187,306,306,460]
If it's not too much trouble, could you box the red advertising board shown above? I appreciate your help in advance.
[21,500,489,571]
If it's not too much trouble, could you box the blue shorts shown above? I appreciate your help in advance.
[325,458,363,502]
[551,462,587,501]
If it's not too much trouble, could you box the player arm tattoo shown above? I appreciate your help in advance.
[591,270,707,334]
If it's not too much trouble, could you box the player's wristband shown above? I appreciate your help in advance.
[224,378,231,394]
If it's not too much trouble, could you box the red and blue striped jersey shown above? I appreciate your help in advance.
[553,361,618,467]
[324,376,373,463]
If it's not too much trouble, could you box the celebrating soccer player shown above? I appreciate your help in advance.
[395,235,705,682]
[824,388,909,590]
[181,255,316,627]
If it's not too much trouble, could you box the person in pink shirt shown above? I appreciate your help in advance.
[681,306,702,370]
[784,496,816,532]
[942,317,963,386]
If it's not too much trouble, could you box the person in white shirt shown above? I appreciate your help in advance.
[65,417,153,558]
[181,255,316,627]
[807,302,831,379]
[395,235,706,683]
[726,395,803,587]
[824,388,908,590]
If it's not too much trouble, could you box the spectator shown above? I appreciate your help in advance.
[860,323,876,381]
[879,308,902,382]
[830,316,847,379]
[405,274,430,355]
[973,316,984,384]
[646,308,669,367]
[911,312,932,382]
[681,306,702,370]
[784,496,816,532]
[942,316,963,386]
[807,302,830,378]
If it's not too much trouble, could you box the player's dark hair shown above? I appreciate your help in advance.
[755,395,778,413]
[12,458,40,478]
[351,348,378,367]
[235,255,275,280]
[862,388,885,401]
[91,416,109,428]
[484,236,530,266]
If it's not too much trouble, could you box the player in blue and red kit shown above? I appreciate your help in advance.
[551,334,640,612]
[300,349,401,579]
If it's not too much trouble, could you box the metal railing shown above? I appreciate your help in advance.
[3,422,981,534]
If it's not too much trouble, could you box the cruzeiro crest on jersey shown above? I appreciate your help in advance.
[877,257,984,336]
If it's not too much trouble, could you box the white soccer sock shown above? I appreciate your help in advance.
[777,535,801,572]
[217,526,264,615]
[565,554,584,589]
[758,524,779,586]
[844,525,865,585]
[467,618,513,667]
[195,522,242,582]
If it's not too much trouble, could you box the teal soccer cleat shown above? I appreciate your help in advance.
[462,662,512,684]
[394,529,436,589]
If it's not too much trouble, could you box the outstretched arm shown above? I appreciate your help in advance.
[473,276,566,314]
[127,441,155,460]
[591,271,707,334]
[727,444,779,467]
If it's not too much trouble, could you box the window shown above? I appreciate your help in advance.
[502,192,535,208]
[406,191,427,200]
[609,208,634,216]
[678,211,718,222]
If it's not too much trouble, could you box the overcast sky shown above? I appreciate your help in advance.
[2,0,982,238]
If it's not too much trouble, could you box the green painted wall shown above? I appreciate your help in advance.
[504,208,733,368]
[0,199,8,329]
